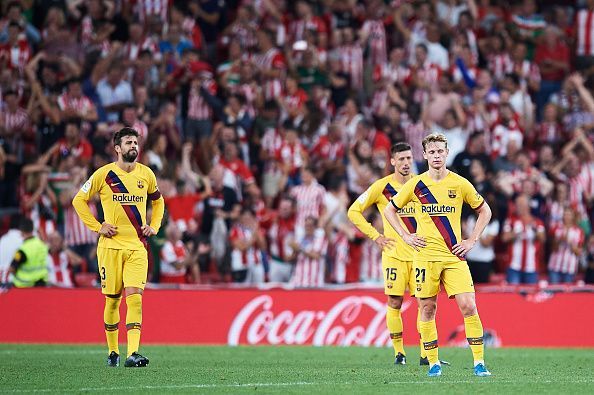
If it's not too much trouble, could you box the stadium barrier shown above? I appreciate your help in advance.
[1,287,592,347]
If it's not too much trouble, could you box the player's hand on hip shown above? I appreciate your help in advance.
[403,233,426,251]
[452,239,475,257]
[99,222,117,237]
[141,225,156,237]
[374,235,396,251]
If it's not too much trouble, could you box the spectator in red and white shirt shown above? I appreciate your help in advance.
[337,27,364,90]
[48,119,93,172]
[548,207,585,284]
[574,0,594,71]
[290,166,326,238]
[490,103,524,160]
[46,231,83,288]
[290,216,328,288]
[160,223,199,284]
[254,29,286,100]
[359,214,382,283]
[310,122,345,180]
[277,75,308,123]
[220,141,255,195]
[124,20,161,63]
[0,22,31,73]
[267,196,297,283]
[502,194,546,284]
[57,78,99,124]
[230,208,267,284]
[276,126,307,187]
[288,0,327,43]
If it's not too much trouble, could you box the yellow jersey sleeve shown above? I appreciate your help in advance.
[146,167,165,233]
[348,182,382,241]
[72,168,106,233]
[461,177,485,209]
[390,176,416,210]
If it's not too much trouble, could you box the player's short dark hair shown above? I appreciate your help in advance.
[18,218,34,233]
[391,142,412,155]
[113,127,139,146]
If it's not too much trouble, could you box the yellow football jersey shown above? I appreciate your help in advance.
[390,171,484,262]
[72,162,164,250]
[348,174,417,261]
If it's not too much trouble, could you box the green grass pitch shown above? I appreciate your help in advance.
[1,345,593,394]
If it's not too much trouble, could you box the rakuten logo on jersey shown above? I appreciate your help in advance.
[227,295,413,346]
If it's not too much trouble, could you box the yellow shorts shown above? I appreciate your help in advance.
[97,247,148,295]
[414,260,475,298]
[382,256,415,296]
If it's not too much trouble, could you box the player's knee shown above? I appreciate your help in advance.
[420,302,437,319]
[458,300,477,317]
[387,296,403,309]
[124,287,143,297]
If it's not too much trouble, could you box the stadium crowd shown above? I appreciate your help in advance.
[2,0,594,288]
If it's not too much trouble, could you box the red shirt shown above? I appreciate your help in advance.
[219,157,255,184]
[55,138,93,162]
[535,41,569,82]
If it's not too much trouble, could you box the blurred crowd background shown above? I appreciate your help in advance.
[2,0,594,288]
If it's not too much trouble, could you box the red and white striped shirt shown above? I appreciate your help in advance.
[576,9,594,56]
[80,16,94,46]
[64,204,98,247]
[568,175,588,220]
[578,161,594,199]
[330,231,349,284]
[339,44,364,90]
[504,217,545,273]
[408,62,442,103]
[291,228,327,288]
[47,250,75,288]
[276,141,306,176]
[310,136,345,162]
[488,53,513,82]
[188,79,217,120]
[373,62,410,85]
[230,225,264,270]
[133,0,170,23]
[533,121,564,145]
[290,181,326,228]
[267,215,296,262]
[0,39,31,72]
[490,121,523,159]
[1,107,30,133]
[403,120,428,162]
[288,16,327,42]
[361,19,387,65]
[547,200,565,229]
[548,224,584,274]
[254,48,286,100]
[369,88,388,117]
[57,93,95,117]
[360,238,382,282]
[123,36,160,61]
[160,239,188,277]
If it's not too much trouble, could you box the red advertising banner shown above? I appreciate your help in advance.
[0,288,592,347]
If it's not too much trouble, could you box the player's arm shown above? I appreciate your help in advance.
[144,170,164,236]
[9,250,27,273]
[347,184,395,250]
[452,179,492,257]
[72,170,117,237]
[383,179,426,250]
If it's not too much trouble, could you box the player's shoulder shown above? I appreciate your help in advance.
[135,162,157,177]
[90,163,116,179]
[447,170,472,185]
[370,174,393,189]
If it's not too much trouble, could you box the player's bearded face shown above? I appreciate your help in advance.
[122,146,138,162]
[393,150,413,176]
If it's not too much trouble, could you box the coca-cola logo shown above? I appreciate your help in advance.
[227,295,413,346]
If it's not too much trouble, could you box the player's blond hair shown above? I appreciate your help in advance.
[422,133,448,152]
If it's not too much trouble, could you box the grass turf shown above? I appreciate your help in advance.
[0,345,593,394]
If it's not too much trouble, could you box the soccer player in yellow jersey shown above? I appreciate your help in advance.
[348,142,428,366]
[384,133,492,377]
[72,127,164,368]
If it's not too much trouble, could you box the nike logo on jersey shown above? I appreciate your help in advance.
[110,182,120,187]
[419,193,428,198]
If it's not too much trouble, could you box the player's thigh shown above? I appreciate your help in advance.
[122,248,149,290]
[413,260,442,298]
[441,261,475,298]
[382,256,410,296]
[97,247,124,295]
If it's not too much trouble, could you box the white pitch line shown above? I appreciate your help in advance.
[0,350,104,355]
[4,379,594,393]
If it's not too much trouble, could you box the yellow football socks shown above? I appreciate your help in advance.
[419,319,439,365]
[386,305,405,356]
[417,308,427,358]
[104,296,121,354]
[126,293,143,357]
[464,314,485,365]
